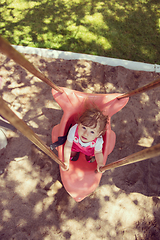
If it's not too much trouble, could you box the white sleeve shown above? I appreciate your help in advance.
[67,124,77,143]
[95,136,103,152]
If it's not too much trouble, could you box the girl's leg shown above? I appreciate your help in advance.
[70,151,80,161]
[85,155,95,163]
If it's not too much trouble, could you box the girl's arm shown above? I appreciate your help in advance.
[61,140,72,171]
[95,151,105,173]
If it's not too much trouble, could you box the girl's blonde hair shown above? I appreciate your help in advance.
[77,107,108,135]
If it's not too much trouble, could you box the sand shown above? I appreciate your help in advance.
[0,52,160,240]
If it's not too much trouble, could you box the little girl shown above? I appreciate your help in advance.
[61,107,108,173]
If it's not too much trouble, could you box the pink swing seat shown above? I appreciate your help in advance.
[51,87,129,202]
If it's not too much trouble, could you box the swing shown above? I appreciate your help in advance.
[0,36,160,202]
[50,87,129,201]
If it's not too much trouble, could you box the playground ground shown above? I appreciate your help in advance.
[0,52,160,240]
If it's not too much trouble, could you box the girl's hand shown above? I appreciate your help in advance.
[61,162,69,171]
[95,151,105,173]
[97,164,105,173]
[63,140,72,171]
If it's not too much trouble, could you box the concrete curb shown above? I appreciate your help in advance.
[13,45,160,73]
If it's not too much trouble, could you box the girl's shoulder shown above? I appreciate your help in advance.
[67,124,78,142]
[70,124,78,132]
[94,136,103,151]
[96,136,103,144]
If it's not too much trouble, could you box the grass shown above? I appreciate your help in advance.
[0,0,160,64]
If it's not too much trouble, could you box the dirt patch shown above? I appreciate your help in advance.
[0,52,160,240]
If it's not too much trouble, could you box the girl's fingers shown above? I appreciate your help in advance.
[97,165,105,173]
[61,163,69,171]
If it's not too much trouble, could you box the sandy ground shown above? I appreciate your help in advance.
[0,52,160,240]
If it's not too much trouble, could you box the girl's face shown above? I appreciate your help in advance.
[78,123,102,143]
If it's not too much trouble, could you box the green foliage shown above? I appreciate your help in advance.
[0,0,160,64]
